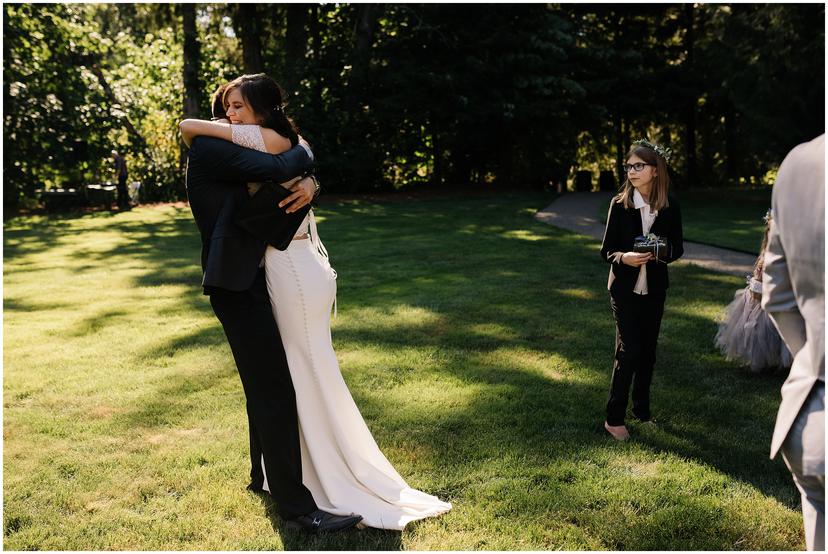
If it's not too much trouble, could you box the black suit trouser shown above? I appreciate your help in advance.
[117,175,130,209]
[209,268,317,519]
[606,288,666,426]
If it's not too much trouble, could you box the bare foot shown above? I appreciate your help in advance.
[604,421,630,441]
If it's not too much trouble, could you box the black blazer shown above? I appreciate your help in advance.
[600,194,684,294]
[185,136,314,293]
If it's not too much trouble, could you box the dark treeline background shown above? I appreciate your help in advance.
[3,3,824,206]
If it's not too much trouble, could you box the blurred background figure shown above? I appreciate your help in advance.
[111,149,130,211]
[762,134,825,551]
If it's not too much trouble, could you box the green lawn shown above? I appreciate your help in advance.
[678,188,772,255]
[599,187,772,255]
[4,193,802,550]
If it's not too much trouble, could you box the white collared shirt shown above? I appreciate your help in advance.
[633,189,657,295]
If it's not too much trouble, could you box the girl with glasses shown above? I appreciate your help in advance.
[599,140,684,440]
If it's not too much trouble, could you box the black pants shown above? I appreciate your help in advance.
[606,288,666,426]
[209,269,317,519]
[116,175,130,210]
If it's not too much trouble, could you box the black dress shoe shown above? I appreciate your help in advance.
[246,482,265,493]
[287,510,363,533]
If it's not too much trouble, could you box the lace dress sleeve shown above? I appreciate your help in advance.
[230,125,268,195]
[230,124,268,153]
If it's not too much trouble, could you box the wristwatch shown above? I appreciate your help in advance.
[305,173,321,199]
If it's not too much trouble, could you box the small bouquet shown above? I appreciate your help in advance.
[633,233,669,262]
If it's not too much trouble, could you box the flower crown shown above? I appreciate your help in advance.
[632,138,672,164]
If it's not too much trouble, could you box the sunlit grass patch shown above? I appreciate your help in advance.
[554,287,597,301]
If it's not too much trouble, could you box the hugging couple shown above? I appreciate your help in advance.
[180,73,451,533]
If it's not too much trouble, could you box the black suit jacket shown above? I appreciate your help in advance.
[185,136,314,293]
[600,194,684,294]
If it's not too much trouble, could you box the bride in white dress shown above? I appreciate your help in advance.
[180,74,451,530]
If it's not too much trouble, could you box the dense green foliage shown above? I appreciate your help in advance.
[3,4,824,205]
[4,194,803,549]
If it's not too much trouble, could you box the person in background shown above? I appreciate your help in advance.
[111,149,130,211]
[762,134,825,551]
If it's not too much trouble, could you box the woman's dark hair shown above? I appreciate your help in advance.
[223,74,300,147]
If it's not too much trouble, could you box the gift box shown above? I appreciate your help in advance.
[633,233,669,261]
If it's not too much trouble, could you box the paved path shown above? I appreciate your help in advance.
[535,192,756,277]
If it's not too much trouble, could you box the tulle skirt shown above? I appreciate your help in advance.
[715,286,793,372]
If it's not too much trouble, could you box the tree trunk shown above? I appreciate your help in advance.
[236,4,264,74]
[309,4,323,116]
[450,146,473,187]
[284,4,308,95]
[682,3,697,188]
[348,4,382,108]
[68,48,148,149]
[181,3,202,198]
[432,123,443,187]
[622,120,629,159]
[351,4,379,96]
[699,109,714,185]
[724,97,739,182]
[182,4,202,119]
[498,124,513,187]
[612,11,626,182]
[614,111,624,182]
[87,63,148,148]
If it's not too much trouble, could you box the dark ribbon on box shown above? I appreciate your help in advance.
[634,235,668,264]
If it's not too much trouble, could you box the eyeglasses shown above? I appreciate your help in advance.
[623,162,653,173]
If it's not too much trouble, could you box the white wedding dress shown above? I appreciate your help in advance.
[231,124,452,530]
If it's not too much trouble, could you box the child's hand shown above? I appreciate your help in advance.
[621,252,653,267]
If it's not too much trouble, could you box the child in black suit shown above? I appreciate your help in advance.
[599,139,684,440]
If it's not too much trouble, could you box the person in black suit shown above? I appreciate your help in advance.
[181,87,362,533]
[111,150,130,211]
[599,139,684,441]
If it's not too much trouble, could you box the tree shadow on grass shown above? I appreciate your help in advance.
[6,207,217,332]
[111,363,238,431]
[109,325,237,431]
[4,297,75,313]
[62,308,130,336]
[5,206,199,270]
